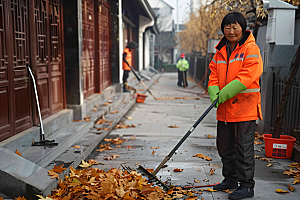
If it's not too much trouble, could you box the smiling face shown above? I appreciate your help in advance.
[224,22,243,46]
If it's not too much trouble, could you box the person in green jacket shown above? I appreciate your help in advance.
[176,53,189,87]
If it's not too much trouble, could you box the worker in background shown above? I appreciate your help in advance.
[123,41,138,92]
[176,53,189,87]
[208,12,263,200]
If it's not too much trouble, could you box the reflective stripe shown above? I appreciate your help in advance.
[240,88,260,93]
[245,54,259,59]
[217,61,227,64]
[229,58,244,63]
[212,58,216,64]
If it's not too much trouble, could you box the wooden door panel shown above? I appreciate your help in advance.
[35,0,51,118]
[0,86,10,141]
[0,1,12,141]
[37,78,50,117]
[11,0,32,135]
[49,0,63,113]
[98,2,111,91]
[82,0,95,99]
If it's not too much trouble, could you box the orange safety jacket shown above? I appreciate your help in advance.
[208,30,263,122]
[123,47,132,71]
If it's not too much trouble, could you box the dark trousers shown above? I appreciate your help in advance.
[122,70,130,85]
[177,69,188,87]
[217,120,256,188]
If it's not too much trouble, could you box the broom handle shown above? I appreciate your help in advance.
[27,64,45,141]
[123,58,157,100]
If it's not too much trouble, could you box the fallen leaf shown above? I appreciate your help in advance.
[104,102,110,105]
[203,179,209,182]
[116,184,126,197]
[206,187,217,192]
[283,169,298,176]
[167,124,179,128]
[90,108,97,111]
[50,164,66,174]
[15,150,22,157]
[15,197,28,200]
[193,153,212,161]
[185,197,198,200]
[88,159,99,166]
[111,155,120,159]
[126,116,133,120]
[173,168,183,172]
[207,134,213,138]
[293,177,300,184]
[48,170,59,179]
[288,184,295,191]
[110,110,118,114]
[288,162,299,167]
[94,105,98,107]
[223,189,233,194]
[152,150,156,155]
[73,120,82,122]
[130,137,136,139]
[131,124,136,128]
[276,189,290,193]
[209,168,215,175]
[79,159,90,168]
[254,141,262,145]
[74,146,80,149]
[146,168,154,173]
[194,180,200,183]
[267,164,273,167]
[36,195,53,200]
[151,146,159,149]
[116,145,121,148]
[197,170,201,172]
[125,145,136,149]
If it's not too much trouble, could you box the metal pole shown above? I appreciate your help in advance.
[27,65,45,141]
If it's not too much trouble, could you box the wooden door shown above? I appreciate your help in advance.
[82,0,95,99]
[95,0,111,92]
[0,0,33,141]
[34,0,63,119]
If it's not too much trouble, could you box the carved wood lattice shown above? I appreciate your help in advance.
[82,0,95,99]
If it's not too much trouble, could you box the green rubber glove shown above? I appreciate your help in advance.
[208,86,220,108]
[218,80,247,105]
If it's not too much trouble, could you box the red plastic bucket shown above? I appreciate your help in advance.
[136,93,148,103]
[263,134,296,159]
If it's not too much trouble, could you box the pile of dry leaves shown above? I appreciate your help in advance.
[44,167,200,200]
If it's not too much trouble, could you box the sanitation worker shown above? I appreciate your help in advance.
[176,53,189,87]
[208,12,263,200]
[122,41,138,92]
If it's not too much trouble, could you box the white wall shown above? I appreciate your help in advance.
[149,0,173,32]
[139,15,154,71]
[144,31,151,69]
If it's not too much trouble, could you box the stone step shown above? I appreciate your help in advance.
[0,109,73,154]
[44,92,135,172]
[21,91,132,168]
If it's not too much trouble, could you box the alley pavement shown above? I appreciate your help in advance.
[87,72,299,200]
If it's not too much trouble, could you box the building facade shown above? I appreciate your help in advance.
[0,0,157,142]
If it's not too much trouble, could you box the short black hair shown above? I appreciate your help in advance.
[221,12,247,34]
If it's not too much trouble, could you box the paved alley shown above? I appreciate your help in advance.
[88,73,299,200]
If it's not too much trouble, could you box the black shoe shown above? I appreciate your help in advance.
[228,186,254,200]
[213,180,238,191]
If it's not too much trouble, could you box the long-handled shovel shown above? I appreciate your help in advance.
[123,58,157,100]
[137,98,219,190]
[27,64,58,147]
